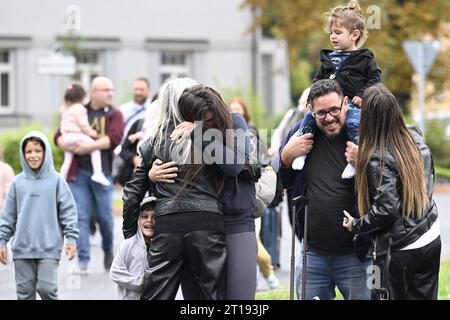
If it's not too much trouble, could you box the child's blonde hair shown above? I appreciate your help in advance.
[324,0,368,48]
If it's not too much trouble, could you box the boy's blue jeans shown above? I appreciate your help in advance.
[297,102,360,144]
[295,245,372,300]
[68,168,114,265]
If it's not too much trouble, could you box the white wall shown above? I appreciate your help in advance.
[0,0,290,130]
[1,0,251,40]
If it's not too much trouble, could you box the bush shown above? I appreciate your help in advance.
[426,120,450,168]
[435,166,450,183]
[0,125,63,174]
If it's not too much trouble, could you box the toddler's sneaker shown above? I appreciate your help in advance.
[265,274,280,290]
[91,173,111,186]
[341,163,356,179]
[292,155,306,170]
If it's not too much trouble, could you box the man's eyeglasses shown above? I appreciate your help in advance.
[312,99,343,119]
[97,88,115,92]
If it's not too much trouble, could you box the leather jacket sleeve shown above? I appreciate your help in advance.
[122,141,153,239]
[352,154,400,235]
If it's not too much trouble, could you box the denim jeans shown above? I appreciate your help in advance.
[297,111,316,136]
[346,102,360,144]
[295,245,372,300]
[68,168,114,265]
[262,207,281,267]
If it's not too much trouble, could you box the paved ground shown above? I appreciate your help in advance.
[0,191,449,300]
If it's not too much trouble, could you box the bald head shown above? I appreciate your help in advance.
[90,76,114,109]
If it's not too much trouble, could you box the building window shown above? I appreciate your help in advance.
[0,50,14,113]
[160,51,190,83]
[73,50,102,91]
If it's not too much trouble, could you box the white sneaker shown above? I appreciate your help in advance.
[265,274,280,290]
[341,163,356,179]
[91,173,111,186]
[292,156,306,170]
[89,234,99,246]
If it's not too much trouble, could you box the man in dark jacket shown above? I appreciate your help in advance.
[278,79,372,300]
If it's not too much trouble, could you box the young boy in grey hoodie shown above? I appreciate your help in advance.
[110,196,155,300]
[0,131,79,300]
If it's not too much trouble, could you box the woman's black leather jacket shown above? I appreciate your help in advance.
[122,120,246,239]
[351,126,438,260]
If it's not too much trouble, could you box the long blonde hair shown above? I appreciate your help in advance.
[356,84,429,219]
[149,77,198,164]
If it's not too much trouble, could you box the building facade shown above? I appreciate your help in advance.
[0,0,291,130]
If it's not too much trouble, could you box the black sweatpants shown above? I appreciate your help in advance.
[388,236,441,300]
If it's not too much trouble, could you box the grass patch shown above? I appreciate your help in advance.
[439,258,450,300]
[256,259,450,300]
[256,289,290,300]
[436,166,450,181]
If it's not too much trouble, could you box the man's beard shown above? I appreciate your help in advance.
[319,119,343,138]
[134,96,147,105]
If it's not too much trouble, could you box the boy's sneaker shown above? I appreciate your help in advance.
[265,274,280,290]
[91,173,111,186]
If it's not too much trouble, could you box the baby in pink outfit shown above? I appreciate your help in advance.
[59,83,110,186]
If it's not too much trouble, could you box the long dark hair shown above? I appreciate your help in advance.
[177,84,233,195]
[179,85,232,136]
[356,84,429,219]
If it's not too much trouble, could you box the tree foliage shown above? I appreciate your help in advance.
[243,0,450,109]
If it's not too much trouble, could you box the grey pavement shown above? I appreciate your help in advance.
[0,191,449,300]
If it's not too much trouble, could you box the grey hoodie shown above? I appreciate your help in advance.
[110,211,149,300]
[0,131,79,259]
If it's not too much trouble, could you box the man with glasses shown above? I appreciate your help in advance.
[54,76,124,274]
[279,79,372,300]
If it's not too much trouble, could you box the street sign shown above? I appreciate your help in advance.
[37,53,76,76]
[402,40,441,77]
[402,40,441,136]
